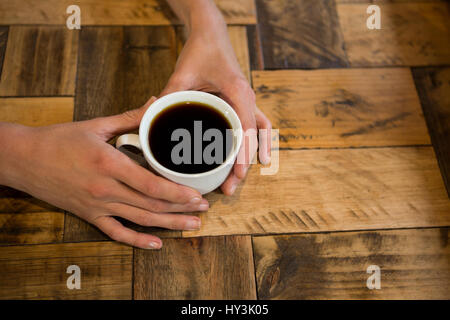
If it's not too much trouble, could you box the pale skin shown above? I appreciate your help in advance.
[0,0,271,249]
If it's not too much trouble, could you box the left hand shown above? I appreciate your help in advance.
[161,18,272,195]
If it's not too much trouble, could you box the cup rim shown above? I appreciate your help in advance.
[138,91,243,178]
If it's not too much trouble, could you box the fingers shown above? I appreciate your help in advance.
[220,170,241,196]
[234,122,258,180]
[88,96,157,140]
[221,83,258,180]
[220,79,272,195]
[94,216,162,249]
[107,202,201,231]
[255,107,272,165]
[109,179,209,213]
[112,152,202,204]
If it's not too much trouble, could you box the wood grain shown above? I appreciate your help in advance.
[0,241,132,299]
[253,228,450,299]
[0,212,64,245]
[0,0,256,25]
[413,67,450,196]
[63,213,108,242]
[246,25,264,71]
[65,26,179,242]
[252,69,431,148]
[183,147,450,237]
[0,196,60,214]
[337,2,450,66]
[0,97,73,126]
[74,26,176,119]
[0,27,7,77]
[0,182,65,245]
[134,236,256,299]
[0,26,78,96]
[256,0,348,69]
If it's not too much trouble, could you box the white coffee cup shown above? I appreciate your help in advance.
[116,91,243,194]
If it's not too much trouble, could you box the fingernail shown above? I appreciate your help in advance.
[189,197,202,204]
[198,202,209,211]
[262,154,271,165]
[229,183,237,195]
[186,218,201,230]
[148,241,161,249]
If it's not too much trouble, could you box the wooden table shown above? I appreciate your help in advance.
[0,0,449,300]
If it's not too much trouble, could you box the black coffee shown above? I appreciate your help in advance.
[149,102,232,174]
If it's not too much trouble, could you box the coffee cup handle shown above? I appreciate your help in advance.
[115,134,148,167]
[116,134,141,151]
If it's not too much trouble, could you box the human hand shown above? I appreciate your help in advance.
[161,14,272,196]
[0,97,208,249]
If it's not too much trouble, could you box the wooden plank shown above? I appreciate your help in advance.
[0,0,256,25]
[0,195,60,214]
[0,242,132,299]
[337,2,450,66]
[256,0,348,69]
[252,69,431,148]
[74,26,176,119]
[413,67,450,196]
[253,228,450,299]
[63,213,108,242]
[65,26,179,242]
[0,212,64,245]
[0,26,78,97]
[183,147,450,237]
[0,187,65,246]
[134,236,256,299]
[0,27,7,77]
[0,191,65,246]
[0,97,74,126]
[246,25,264,71]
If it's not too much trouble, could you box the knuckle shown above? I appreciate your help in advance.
[233,77,255,99]
[144,181,159,196]
[138,214,154,226]
[169,76,184,88]
[109,228,124,243]
[166,74,192,92]
[86,181,110,199]
[168,218,181,230]
[131,237,139,248]
[232,76,248,87]
[247,86,256,102]
[93,151,114,174]
[122,109,138,122]
[149,200,165,213]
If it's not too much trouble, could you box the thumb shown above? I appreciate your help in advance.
[92,96,157,140]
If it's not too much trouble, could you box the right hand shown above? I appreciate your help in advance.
[0,97,208,249]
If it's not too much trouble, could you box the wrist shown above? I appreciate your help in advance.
[186,1,227,36]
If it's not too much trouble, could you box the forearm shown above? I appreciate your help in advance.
[0,122,32,188]
[166,0,226,35]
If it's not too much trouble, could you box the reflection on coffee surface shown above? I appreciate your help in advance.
[149,102,232,174]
